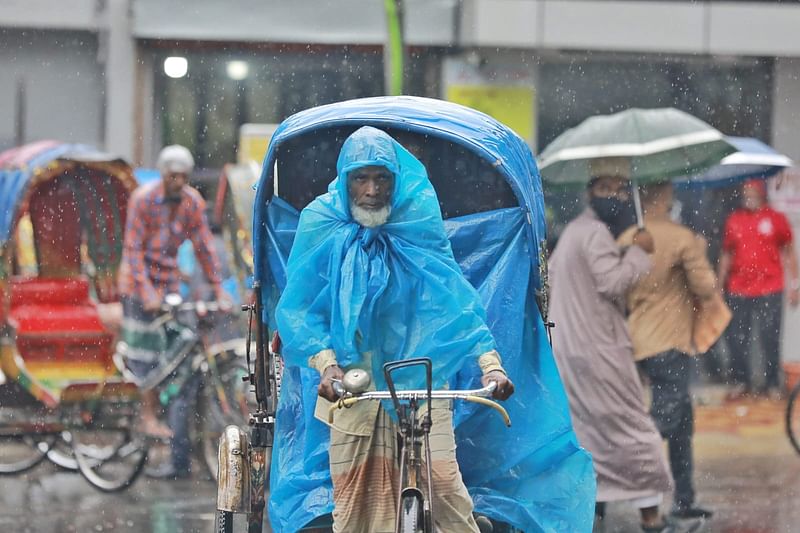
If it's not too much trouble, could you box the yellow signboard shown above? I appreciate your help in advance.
[238,123,278,166]
[446,85,535,143]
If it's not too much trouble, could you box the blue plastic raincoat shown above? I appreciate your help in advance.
[256,97,595,533]
[275,126,496,393]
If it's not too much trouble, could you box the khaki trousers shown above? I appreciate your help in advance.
[328,401,479,533]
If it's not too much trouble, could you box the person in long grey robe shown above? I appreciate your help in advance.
[548,164,674,532]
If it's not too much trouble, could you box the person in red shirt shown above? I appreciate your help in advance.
[718,179,800,399]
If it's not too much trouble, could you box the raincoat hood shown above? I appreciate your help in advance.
[275,126,496,393]
[336,126,400,203]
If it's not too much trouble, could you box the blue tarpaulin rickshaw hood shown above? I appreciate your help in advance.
[255,96,547,278]
[252,97,595,533]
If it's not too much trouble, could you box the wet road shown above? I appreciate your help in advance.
[0,441,268,533]
[0,465,222,532]
[1,389,798,532]
[605,387,800,533]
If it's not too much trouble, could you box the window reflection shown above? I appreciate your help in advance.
[152,45,440,169]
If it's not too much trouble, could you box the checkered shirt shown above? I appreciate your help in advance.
[119,181,221,303]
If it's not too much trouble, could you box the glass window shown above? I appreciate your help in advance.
[152,44,442,169]
[538,54,773,150]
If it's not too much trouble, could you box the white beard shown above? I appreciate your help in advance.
[351,203,391,228]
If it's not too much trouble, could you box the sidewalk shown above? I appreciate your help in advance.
[602,385,800,532]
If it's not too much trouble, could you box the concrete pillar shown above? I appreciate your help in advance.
[771,59,800,365]
[101,0,135,161]
[134,50,157,167]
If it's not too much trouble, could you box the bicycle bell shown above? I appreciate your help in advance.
[342,368,371,394]
[164,292,183,308]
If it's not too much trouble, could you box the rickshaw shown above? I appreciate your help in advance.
[0,141,148,491]
[216,96,595,532]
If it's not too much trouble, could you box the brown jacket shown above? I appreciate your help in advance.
[619,218,718,360]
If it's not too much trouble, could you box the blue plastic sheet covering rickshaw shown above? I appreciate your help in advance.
[252,96,596,532]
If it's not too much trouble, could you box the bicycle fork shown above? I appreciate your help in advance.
[395,400,435,533]
[422,411,434,532]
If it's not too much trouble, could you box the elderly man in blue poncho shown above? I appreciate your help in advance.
[276,126,515,533]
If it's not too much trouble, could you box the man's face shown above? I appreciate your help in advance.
[348,165,394,211]
[162,171,188,201]
[742,184,765,211]
[589,176,630,201]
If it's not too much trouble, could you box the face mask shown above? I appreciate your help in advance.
[589,196,637,237]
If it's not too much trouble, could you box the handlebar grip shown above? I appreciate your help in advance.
[328,397,359,424]
[464,395,512,427]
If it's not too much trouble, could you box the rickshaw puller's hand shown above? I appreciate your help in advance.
[143,297,161,313]
[214,288,234,313]
[632,229,655,254]
[482,370,515,400]
[319,365,345,402]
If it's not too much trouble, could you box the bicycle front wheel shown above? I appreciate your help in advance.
[198,359,255,480]
[787,381,800,455]
[215,510,234,533]
[399,492,424,533]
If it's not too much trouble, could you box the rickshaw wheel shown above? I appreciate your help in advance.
[197,357,255,481]
[0,434,54,475]
[399,492,424,533]
[45,431,80,470]
[71,428,149,492]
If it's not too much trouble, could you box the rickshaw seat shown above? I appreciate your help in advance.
[7,277,114,367]
[9,277,94,307]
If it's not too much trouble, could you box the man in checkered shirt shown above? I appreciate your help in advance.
[118,145,227,476]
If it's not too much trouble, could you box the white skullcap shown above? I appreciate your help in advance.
[589,157,631,180]
[156,145,195,174]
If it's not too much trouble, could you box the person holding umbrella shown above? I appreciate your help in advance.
[549,157,678,532]
[541,108,735,530]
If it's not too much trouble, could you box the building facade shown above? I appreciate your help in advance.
[2,0,798,166]
[3,0,800,364]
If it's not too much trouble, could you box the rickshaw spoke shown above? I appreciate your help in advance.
[72,428,149,493]
[198,357,255,480]
[0,434,55,475]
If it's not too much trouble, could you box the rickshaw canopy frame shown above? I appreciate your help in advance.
[252,96,547,291]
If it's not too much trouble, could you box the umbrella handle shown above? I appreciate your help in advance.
[632,183,645,229]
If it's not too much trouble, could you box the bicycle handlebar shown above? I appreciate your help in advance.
[328,382,511,427]
[161,300,229,314]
